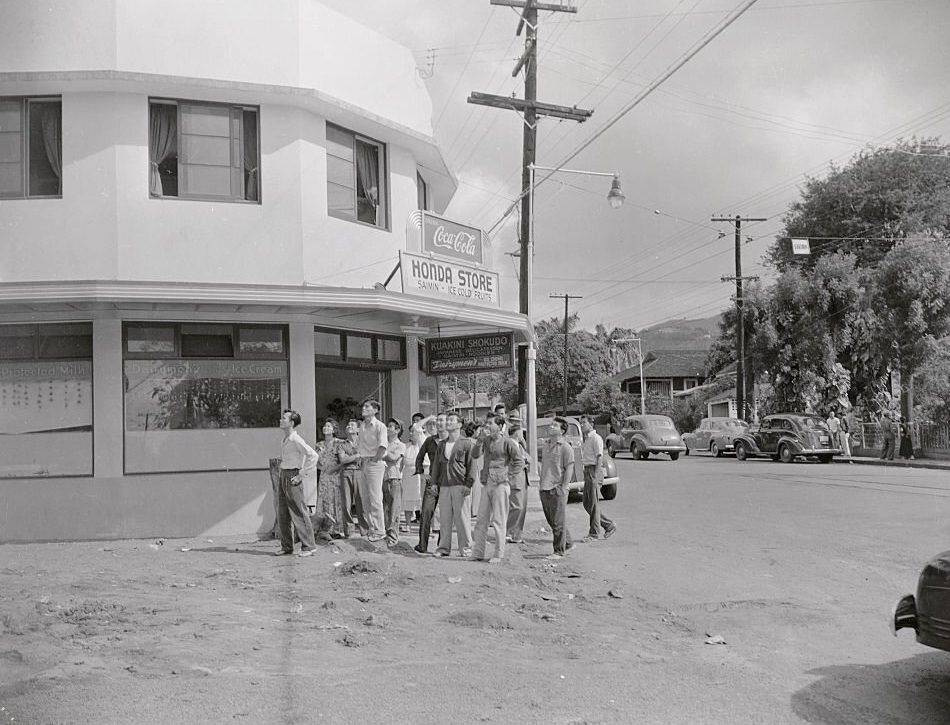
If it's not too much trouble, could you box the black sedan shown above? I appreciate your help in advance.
[892,550,950,652]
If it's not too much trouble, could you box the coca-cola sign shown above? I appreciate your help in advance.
[421,212,484,266]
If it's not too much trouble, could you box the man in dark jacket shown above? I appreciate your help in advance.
[431,412,476,557]
[414,413,446,554]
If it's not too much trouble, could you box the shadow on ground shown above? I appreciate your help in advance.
[791,652,950,724]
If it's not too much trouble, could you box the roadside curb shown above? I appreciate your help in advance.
[833,457,950,472]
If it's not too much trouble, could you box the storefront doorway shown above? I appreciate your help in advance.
[315,367,391,428]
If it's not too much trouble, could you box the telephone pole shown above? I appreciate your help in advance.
[712,214,765,421]
[550,293,582,415]
[469,0,590,410]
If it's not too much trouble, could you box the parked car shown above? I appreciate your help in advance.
[534,416,619,500]
[732,413,840,463]
[892,550,950,652]
[605,414,686,461]
[682,417,750,457]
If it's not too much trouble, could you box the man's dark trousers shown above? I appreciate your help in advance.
[416,479,440,552]
[539,487,572,555]
[582,464,613,538]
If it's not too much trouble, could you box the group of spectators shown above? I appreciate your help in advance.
[826,408,916,461]
[273,402,617,561]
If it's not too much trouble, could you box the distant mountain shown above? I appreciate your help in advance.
[638,314,722,352]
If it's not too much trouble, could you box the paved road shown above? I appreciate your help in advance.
[585,451,950,724]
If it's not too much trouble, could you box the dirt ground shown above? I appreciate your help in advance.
[0,504,688,725]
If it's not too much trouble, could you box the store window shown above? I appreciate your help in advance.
[313,327,404,429]
[123,323,287,473]
[417,342,438,418]
[0,323,92,478]
[0,97,62,199]
[148,99,260,202]
[326,123,388,228]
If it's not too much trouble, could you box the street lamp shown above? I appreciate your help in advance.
[614,336,646,415]
[525,163,625,475]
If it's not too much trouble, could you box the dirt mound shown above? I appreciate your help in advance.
[444,608,513,630]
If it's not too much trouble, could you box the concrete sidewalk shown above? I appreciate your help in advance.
[834,455,950,471]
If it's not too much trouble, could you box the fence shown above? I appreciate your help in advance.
[855,422,950,459]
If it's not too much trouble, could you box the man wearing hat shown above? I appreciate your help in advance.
[381,417,407,548]
[505,409,530,544]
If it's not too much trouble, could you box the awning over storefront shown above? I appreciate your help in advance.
[0,280,532,342]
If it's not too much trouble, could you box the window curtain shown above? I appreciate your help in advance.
[39,103,61,193]
[242,111,259,201]
[354,141,379,211]
[149,104,177,197]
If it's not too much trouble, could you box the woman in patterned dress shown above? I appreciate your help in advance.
[314,419,346,541]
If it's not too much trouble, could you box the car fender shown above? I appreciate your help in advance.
[630,433,651,449]
[605,433,625,450]
[733,434,762,454]
[777,435,804,454]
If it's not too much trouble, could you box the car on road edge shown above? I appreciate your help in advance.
[682,417,750,457]
[605,414,686,461]
[732,413,840,463]
[892,550,950,653]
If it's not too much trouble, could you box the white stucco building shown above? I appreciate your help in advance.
[0,0,529,542]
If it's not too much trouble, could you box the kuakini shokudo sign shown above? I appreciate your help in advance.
[426,333,514,375]
[399,250,500,307]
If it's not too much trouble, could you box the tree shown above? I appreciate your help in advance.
[768,138,950,272]
[873,238,950,416]
[575,375,638,429]
[534,313,613,412]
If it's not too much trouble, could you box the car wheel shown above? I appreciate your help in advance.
[669,452,679,461]
[735,442,748,461]
[779,443,794,464]
[711,441,722,458]
[606,441,617,459]
[600,483,617,501]
[818,454,832,464]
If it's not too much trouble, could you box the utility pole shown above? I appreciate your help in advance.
[550,293,582,415]
[712,214,765,422]
[469,0,589,410]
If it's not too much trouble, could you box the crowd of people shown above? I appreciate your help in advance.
[826,408,917,462]
[273,401,618,561]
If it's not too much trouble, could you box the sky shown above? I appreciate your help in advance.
[320,0,950,333]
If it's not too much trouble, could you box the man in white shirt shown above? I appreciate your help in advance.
[275,409,318,557]
[358,399,389,542]
[382,418,407,548]
[579,415,616,542]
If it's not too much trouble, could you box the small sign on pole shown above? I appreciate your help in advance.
[791,238,811,255]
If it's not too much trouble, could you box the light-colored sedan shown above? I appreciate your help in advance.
[682,417,750,457]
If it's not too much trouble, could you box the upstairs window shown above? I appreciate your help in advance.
[326,124,388,228]
[417,171,430,211]
[0,97,62,199]
[149,99,259,202]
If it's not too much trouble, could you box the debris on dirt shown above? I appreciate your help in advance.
[704,634,727,645]
[338,559,381,575]
[539,594,556,601]
[179,548,192,552]
[447,576,462,584]
[321,601,336,610]
[444,609,512,630]
[355,595,373,603]
[339,632,364,647]
[607,589,624,599]
[540,613,556,621]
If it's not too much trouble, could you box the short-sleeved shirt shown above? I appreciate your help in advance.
[357,417,388,458]
[580,430,604,466]
[827,416,840,433]
[540,438,574,491]
[385,438,407,480]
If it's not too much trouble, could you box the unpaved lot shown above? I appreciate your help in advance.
[1,505,694,725]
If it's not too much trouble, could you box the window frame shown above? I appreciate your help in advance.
[123,323,287,361]
[313,326,405,370]
[325,123,389,230]
[0,95,63,200]
[148,98,261,204]
[417,170,430,211]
